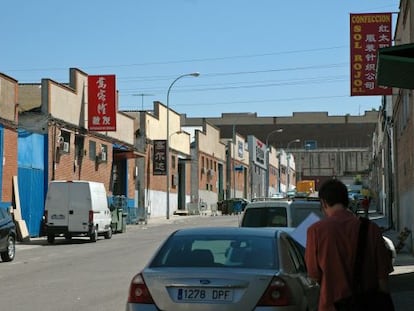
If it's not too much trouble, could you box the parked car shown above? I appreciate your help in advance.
[240,197,323,228]
[271,192,286,198]
[126,226,320,311]
[217,198,249,215]
[0,207,16,262]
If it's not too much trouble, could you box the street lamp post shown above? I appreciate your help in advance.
[166,72,200,219]
[265,128,283,197]
[286,139,300,192]
[232,124,236,198]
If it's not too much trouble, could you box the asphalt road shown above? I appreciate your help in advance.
[2,213,413,310]
[0,215,241,311]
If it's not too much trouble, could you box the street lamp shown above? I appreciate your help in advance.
[166,72,200,219]
[265,128,283,197]
[286,139,300,192]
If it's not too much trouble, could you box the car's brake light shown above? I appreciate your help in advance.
[88,210,93,223]
[44,210,48,221]
[257,276,290,306]
[128,273,154,304]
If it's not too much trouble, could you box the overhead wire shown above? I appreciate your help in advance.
[5,44,356,112]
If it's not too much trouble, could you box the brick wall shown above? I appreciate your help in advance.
[2,127,18,203]
[145,142,167,192]
[48,126,113,194]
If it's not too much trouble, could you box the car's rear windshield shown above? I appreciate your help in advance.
[290,206,322,227]
[150,234,278,269]
[241,207,288,227]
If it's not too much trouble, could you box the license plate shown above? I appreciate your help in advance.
[176,287,233,302]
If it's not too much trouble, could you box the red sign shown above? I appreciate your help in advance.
[350,13,392,96]
[88,75,117,131]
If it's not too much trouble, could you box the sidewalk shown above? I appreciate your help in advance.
[368,210,414,271]
[367,209,414,309]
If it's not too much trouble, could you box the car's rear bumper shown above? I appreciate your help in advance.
[44,225,93,235]
[125,302,309,311]
[126,303,158,311]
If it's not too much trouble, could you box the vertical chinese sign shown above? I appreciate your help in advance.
[153,140,167,175]
[350,13,392,96]
[88,75,117,131]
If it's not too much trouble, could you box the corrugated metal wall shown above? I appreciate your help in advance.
[18,130,46,237]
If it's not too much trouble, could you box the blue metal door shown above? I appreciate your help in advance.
[18,130,46,237]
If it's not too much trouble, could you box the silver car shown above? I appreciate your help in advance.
[126,227,319,311]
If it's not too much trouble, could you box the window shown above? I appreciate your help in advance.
[285,236,307,273]
[150,235,278,269]
[89,141,96,160]
[171,155,176,169]
[0,208,5,220]
[241,207,288,227]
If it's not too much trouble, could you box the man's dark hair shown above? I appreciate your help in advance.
[318,179,349,207]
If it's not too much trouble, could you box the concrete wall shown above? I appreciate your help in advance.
[0,73,18,121]
[195,122,227,209]
[139,101,191,217]
[390,1,414,235]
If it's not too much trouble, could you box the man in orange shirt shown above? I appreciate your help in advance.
[305,179,393,311]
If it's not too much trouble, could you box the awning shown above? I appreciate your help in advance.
[113,150,145,160]
[112,143,145,159]
[377,43,414,89]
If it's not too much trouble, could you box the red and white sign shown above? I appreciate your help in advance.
[350,13,392,96]
[88,75,117,131]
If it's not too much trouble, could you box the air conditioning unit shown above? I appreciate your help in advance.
[100,151,107,162]
[62,142,70,153]
[207,169,215,177]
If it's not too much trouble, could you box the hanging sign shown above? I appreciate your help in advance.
[350,13,392,96]
[88,74,117,131]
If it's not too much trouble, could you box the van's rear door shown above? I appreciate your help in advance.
[45,182,70,227]
[67,182,91,232]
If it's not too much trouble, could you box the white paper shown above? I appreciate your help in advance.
[290,212,321,247]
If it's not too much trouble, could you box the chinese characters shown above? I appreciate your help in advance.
[350,13,392,96]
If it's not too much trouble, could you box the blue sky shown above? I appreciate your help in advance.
[2,0,399,117]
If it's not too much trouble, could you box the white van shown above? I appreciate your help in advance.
[240,197,323,228]
[44,180,112,243]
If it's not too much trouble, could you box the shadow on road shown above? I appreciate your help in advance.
[390,271,414,292]
[18,237,104,246]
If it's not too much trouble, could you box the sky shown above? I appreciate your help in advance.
[1,0,400,118]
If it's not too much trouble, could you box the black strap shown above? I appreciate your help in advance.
[353,217,369,292]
